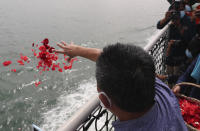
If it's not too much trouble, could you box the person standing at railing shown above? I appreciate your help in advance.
[172,35,200,99]
[53,42,187,131]
[172,54,200,99]
[157,0,197,88]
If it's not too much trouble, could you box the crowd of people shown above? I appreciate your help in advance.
[51,0,200,130]
[156,0,200,100]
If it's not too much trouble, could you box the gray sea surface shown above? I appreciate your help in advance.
[0,0,168,130]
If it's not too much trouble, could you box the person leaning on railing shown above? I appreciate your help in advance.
[53,42,187,131]
[157,0,196,84]
[173,35,200,100]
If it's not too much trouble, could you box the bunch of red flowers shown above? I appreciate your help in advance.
[32,38,77,73]
[2,54,30,72]
[1,38,77,87]
[179,98,200,129]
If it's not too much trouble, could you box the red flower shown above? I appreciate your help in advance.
[69,58,77,64]
[65,57,69,61]
[58,68,63,72]
[31,38,77,74]
[64,65,70,70]
[51,67,56,71]
[41,38,49,45]
[11,69,17,72]
[63,58,77,70]
[49,47,55,53]
[20,54,29,62]
[17,60,24,65]
[39,45,47,52]
[32,43,35,47]
[44,44,50,49]
[3,61,12,66]
[179,98,200,129]
[35,81,41,87]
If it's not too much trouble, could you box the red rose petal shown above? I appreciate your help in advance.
[58,68,63,72]
[35,81,41,87]
[179,98,200,129]
[49,47,55,53]
[20,54,29,62]
[17,60,24,65]
[41,38,49,45]
[11,69,17,72]
[3,61,12,66]
[45,44,50,49]
[39,45,47,52]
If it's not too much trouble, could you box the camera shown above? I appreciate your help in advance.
[169,0,183,20]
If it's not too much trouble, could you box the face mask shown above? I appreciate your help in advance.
[185,49,193,59]
[180,10,185,18]
[185,5,191,12]
[98,92,112,108]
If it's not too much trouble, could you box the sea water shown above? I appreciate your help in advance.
[0,0,168,130]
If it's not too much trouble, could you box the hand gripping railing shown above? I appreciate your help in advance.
[57,25,169,131]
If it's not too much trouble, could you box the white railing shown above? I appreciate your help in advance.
[57,96,100,131]
[56,24,169,131]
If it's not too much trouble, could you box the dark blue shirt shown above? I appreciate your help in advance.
[177,54,200,100]
[112,78,187,131]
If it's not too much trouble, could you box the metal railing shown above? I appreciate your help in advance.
[57,25,169,131]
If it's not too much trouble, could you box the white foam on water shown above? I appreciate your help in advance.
[41,77,97,131]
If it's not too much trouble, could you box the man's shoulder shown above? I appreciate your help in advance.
[155,77,173,94]
[154,77,178,107]
[112,78,187,131]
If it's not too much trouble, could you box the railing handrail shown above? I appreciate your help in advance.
[57,95,100,131]
[144,24,169,51]
[56,24,169,131]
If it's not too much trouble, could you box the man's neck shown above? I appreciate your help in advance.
[114,104,154,121]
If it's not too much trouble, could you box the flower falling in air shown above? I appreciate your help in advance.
[2,61,12,66]
[11,69,17,72]
[20,54,29,62]
[35,81,41,87]
[1,38,78,88]
[17,60,24,65]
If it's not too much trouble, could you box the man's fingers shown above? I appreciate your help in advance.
[53,50,65,54]
[57,43,66,49]
[60,41,67,46]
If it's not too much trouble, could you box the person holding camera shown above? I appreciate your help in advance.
[157,0,197,88]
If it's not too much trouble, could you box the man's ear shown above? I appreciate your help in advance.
[99,93,111,108]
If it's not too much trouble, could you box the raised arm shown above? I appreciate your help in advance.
[53,41,102,62]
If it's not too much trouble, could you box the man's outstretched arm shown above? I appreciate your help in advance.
[53,41,102,62]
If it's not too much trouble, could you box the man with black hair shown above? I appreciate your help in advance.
[54,42,187,131]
